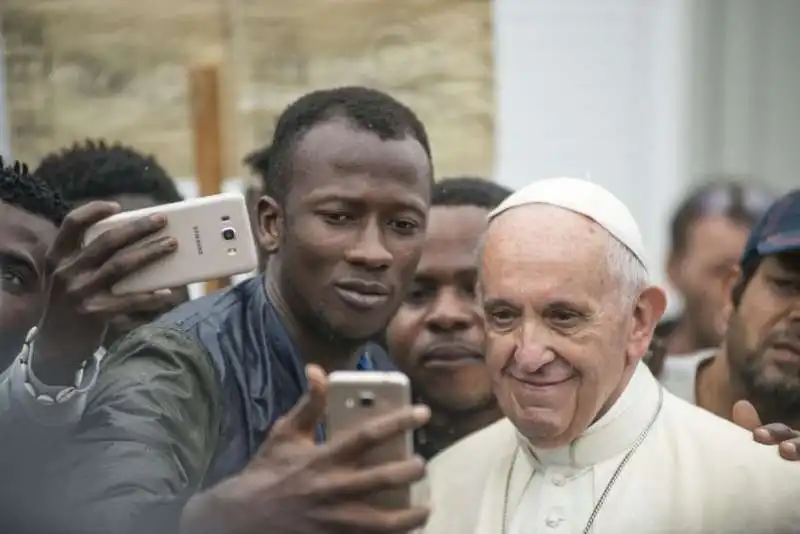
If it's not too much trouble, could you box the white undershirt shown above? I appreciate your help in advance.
[658,349,715,405]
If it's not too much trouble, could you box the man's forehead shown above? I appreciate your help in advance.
[479,206,616,297]
[418,207,486,275]
[484,205,606,253]
[294,119,430,179]
[0,201,58,250]
[479,257,612,313]
[428,205,488,239]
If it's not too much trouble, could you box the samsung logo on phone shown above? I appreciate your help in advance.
[192,226,204,256]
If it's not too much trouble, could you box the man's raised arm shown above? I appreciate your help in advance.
[31,325,221,534]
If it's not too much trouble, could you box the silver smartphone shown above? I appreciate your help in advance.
[326,371,414,509]
[83,192,258,295]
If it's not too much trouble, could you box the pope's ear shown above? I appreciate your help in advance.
[628,286,668,363]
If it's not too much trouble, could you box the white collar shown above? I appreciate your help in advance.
[517,362,662,469]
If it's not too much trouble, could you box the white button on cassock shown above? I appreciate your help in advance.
[545,513,564,528]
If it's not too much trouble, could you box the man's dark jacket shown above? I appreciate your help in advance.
[27,275,391,534]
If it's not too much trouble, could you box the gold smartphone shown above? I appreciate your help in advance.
[83,193,258,295]
[326,371,413,509]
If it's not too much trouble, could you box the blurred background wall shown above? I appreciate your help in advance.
[1,0,799,308]
[0,0,493,181]
[495,0,799,312]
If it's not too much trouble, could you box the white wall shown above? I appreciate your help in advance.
[492,0,693,314]
[690,0,800,194]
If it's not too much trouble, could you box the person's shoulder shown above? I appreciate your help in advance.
[101,323,217,389]
[663,391,749,441]
[89,323,223,428]
[429,418,516,472]
[109,323,201,359]
[664,395,800,529]
[420,419,516,534]
[155,276,262,331]
[664,392,799,471]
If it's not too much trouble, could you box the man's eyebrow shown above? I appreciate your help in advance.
[483,298,515,309]
[546,300,589,311]
[410,273,436,285]
[0,248,34,267]
[775,253,800,275]
[305,190,428,214]
[548,299,599,316]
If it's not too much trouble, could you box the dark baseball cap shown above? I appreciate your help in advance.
[740,189,800,267]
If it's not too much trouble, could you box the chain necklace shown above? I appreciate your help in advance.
[500,386,664,534]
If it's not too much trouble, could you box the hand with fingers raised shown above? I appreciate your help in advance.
[733,399,800,461]
[32,201,179,385]
[182,364,432,534]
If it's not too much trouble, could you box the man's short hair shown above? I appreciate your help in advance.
[670,178,774,256]
[0,156,68,226]
[243,144,273,195]
[35,140,184,206]
[432,177,512,211]
[266,86,432,204]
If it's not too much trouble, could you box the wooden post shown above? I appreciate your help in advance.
[188,60,230,293]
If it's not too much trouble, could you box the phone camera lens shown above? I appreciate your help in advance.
[221,227,237,241]
[358,392,375,408]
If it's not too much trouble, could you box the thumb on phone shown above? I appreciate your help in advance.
[266,364,328,445]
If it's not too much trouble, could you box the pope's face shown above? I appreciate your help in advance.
[480,206,653,448]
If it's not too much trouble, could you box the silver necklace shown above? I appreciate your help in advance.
[501,386,664,534]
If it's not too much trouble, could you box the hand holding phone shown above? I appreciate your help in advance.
[83,193,258,295]
[34,200,180,385]
[183,366,431,534]
[325,371,416,509]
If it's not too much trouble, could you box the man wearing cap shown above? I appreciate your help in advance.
[659,189,800,460]
[416,178,800,534]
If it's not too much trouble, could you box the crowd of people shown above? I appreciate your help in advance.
[0,85,799,534]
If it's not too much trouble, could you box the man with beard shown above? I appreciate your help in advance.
[42,87,434,534]
[386,177,511,459]
[664,190,800,441]
[34,140,190,346]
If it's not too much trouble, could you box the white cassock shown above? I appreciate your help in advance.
[415,363,800,534]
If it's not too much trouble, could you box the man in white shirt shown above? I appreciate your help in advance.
[661,189,800,456]
[656,347,714,405]
[418,177,800,534]
[654,181,773,359]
